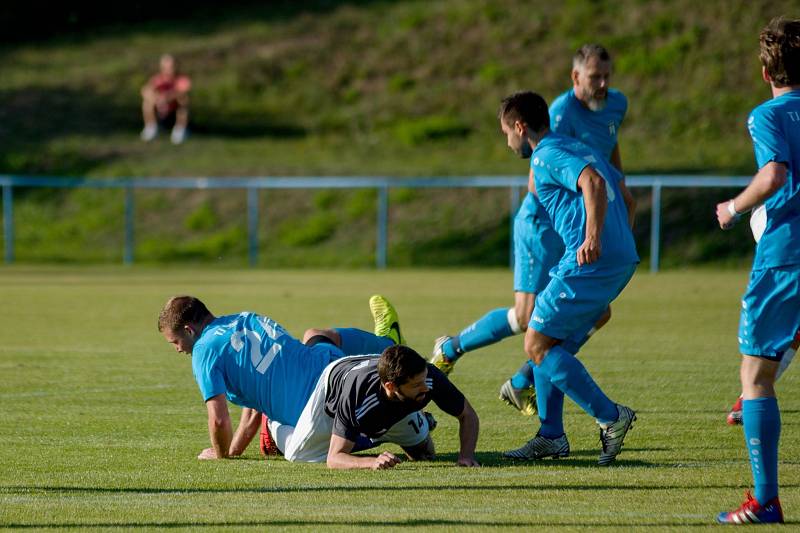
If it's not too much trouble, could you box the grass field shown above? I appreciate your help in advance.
[1,266,798,530]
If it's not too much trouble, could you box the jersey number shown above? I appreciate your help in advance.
[230,318,283,374]
[407,412,425,434]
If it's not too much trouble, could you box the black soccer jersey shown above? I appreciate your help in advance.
[324,356,465,442]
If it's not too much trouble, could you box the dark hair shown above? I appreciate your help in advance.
[377,345,427,385]
[158,295,212,332]
[498,91,550,134]
[760,17,800,87]
[573,43,611,70]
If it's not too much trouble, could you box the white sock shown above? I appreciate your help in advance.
[507,307,522,334]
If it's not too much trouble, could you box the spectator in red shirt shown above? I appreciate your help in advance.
[140,54,191,144]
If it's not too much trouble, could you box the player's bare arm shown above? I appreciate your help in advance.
[198,394,233,460]
[456,398,480,467]
[227,407,263,456]
[717,161,787,229]
[576,166,608,265]
[326,433,401,470]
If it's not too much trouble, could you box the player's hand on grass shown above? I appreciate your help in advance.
[371,451,401,470]
[457,456,480,467]
[577,235,601,265]
[197,447,217,460]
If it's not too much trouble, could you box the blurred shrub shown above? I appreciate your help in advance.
[392,116,471,146]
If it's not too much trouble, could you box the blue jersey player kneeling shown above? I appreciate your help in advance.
[715,16,800,525]
[497,91,638,466]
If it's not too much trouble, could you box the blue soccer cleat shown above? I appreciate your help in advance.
[717,491,784,524]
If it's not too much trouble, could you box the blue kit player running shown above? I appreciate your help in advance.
[431,44,633,418]
[158,294,401,460]
[498,91,638,466]
[715,16,800,525]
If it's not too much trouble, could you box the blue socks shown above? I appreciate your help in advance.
[536,345,618,424]
[534,364,565,438]
[743,397,780,505]
[511,360,535,389]
[335,328,395,355]
[443,308,515,360]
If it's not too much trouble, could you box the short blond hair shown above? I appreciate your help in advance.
[158,296,211,333]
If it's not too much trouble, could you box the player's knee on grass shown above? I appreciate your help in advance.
[402,435,435,461]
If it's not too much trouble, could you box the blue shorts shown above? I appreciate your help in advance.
[739,265,800,358]
[530,262,636,343]
[514,195,564,294]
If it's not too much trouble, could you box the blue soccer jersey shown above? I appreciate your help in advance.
[191,312,340,425]
[531,132,638,269]
[514,192,564,293]
[550,88,627,161]
[747,90,800,269]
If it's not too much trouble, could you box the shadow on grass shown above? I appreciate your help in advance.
[10,481,792,495]
[3,517,766,528]
[429,451,662,468]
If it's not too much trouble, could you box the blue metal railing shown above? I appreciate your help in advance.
[0,174,752,272]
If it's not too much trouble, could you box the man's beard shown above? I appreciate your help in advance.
[518,142,532,159]
[395,390,427,408]
[584,89,608,112]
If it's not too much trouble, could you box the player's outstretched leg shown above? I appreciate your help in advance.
[369,294,404,345]
[431,307,521,375]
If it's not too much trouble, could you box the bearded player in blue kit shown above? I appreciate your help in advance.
[497,91,637,465]
[431,45,633,419]
[715,16,800,525]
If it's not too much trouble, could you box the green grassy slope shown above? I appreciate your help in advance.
[0,267,797,529]
[0,0,794,265]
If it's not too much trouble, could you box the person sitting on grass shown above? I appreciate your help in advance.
[140,54,191,145]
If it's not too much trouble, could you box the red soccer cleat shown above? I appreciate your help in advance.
[726,395,743,426]
[259,414,281,457]
[717,491,784,524]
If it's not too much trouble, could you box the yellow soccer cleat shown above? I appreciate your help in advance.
[498,379,537,416]
[369,294,405,345]
[430,336,456,376]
